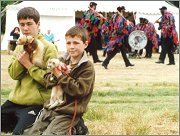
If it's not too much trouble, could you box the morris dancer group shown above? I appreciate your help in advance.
[80,2,178,69]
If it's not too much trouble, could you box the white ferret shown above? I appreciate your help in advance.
[47,58,71,109]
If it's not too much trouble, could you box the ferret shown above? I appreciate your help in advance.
[47,58,71,109]
[16,35,45,68]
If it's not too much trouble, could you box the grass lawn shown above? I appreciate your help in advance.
[1,50,179,135]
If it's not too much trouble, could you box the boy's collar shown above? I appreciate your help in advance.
[77,51,88,66]
[61,51,88,66]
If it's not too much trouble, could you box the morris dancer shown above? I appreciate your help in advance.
[80,2,104,63]
[155,6,178,65]
[102,6,134,69]
[131,17,147,57]
[101,19,110,57]
[143,18,158,58]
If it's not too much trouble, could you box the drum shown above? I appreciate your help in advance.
[128,30,147,50]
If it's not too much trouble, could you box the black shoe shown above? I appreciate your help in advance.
[144,56,148,58]
[126,63,134,67]
[146,56,151,58]
[72,117,89,135]
[94,59,103,63]
[102,63,108,69]
[155,60,164,64]
[167,63,175,65]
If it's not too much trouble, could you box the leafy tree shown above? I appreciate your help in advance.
[1,1,22,34]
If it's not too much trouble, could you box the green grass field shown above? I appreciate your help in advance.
[1,50,179,135]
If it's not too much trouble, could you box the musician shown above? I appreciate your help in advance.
[80,2,103,63]
[101,20,110,57]
[130,17,145,57]
[124,15,135,54]
[102,6,134,69]
[155,6,178,65]
[96,12,104,50]
[133,17,145,31]
[143,18,158,58]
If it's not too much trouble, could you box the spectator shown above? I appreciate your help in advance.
[44,29,55,43]
[8,27,20,53]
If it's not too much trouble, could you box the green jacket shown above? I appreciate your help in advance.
[8,33,58,105]
[43,52,95,115]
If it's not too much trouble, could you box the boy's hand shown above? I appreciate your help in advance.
[17,51,33,69]
[60,63,71,74]
[53,65,62,78]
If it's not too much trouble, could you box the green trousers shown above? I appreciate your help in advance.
[23,108,80,135]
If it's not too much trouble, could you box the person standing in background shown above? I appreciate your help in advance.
[155,6,178,65]
[10,27,20,40]
[81,2,104,63]
[131,17,146,57]
[143,18,158,58]
[8,27,20,53]
[44,29,55,44]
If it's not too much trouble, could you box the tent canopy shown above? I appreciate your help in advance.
[16,1,179,14]
[14,0,180,35]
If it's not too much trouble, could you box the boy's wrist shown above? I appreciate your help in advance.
[55,72,62,78]
[53,66,63,78]
[24,61,33,69]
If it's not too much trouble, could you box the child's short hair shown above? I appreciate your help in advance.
[65,25,88,43]
[17,7,40,24]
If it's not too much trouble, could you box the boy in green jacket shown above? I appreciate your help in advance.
[24,25,95,135]
[1,7,58,135]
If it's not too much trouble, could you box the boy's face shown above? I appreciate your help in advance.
[18,18,40,37]
[66,36,88,59]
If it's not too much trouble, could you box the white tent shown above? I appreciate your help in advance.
[1,1,75,51]
[1,1,179,51]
